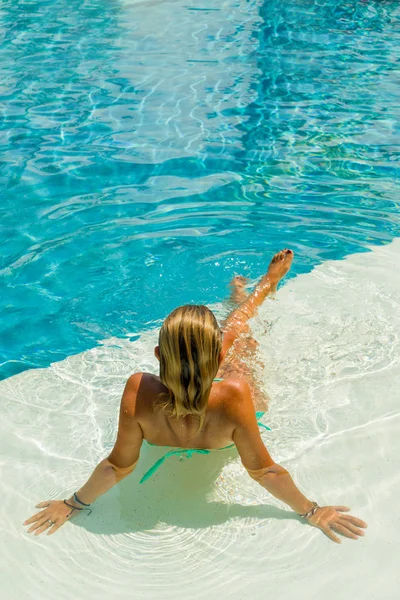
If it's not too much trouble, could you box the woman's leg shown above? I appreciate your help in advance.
[228,275,249,306]
[217,249,293,411]
[221,249,293,352]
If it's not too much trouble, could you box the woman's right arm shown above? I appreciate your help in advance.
[226,378,367,543]
[23,373,143,536]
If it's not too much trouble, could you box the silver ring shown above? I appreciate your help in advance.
[47,519,55,525]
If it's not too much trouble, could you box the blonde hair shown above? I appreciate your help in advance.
[157,305,222,430]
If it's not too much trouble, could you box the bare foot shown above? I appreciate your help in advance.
[262,248,294,292]
[229,275,249,305]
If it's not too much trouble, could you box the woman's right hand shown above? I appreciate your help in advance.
[307,505,367,543]
[23,500,75,536]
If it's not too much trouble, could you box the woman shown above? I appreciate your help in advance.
[24,249,367,543]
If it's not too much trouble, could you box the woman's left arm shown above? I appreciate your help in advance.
[23,373,144,536]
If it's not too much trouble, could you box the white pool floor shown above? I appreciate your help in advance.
[1,241,400,600]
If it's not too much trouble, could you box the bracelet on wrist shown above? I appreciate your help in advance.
[299,501,320,519]
[64,499,92,516]
[73,492,91,507]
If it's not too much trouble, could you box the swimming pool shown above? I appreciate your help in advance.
[1,0,399,380]
[1,0,399,598]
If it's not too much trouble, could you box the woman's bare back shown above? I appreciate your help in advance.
[133,372,241,450]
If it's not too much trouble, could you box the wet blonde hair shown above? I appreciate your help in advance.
[157,305,222,430]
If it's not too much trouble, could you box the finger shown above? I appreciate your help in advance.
[333,506,351,512]
[340,514,368,528]
[27,517,51,534]
[337,519,365,537]
[35,501,51,509]
[24,510,48,526]
[333,523,358,540]
[47,521,62,536]
[322,525,341,544]
[34,521,53,537]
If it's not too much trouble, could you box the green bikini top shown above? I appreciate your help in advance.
[139,378,270,484]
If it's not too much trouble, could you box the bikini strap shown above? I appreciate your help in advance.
[139,412,270,484]
[140,448,210,484]
[256,411,271,431]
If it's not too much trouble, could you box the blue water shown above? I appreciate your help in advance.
[1,0,399,380]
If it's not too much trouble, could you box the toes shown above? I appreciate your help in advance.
[272,251,283,263]
[281,248,293,259]
[230,275,248,287]
[271,249,293,264]
[235,276,248,285]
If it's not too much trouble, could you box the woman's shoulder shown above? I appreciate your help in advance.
[126,372,163,389]
[124,372,167,414]
[214,376,254,422]
[216,375,252,396]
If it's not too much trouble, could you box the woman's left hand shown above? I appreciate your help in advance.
[23,500,74,536]
[308,505,367,543]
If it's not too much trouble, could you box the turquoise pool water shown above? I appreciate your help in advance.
[1,0,399,379]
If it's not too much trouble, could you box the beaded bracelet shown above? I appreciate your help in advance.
[299,501,320,519]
